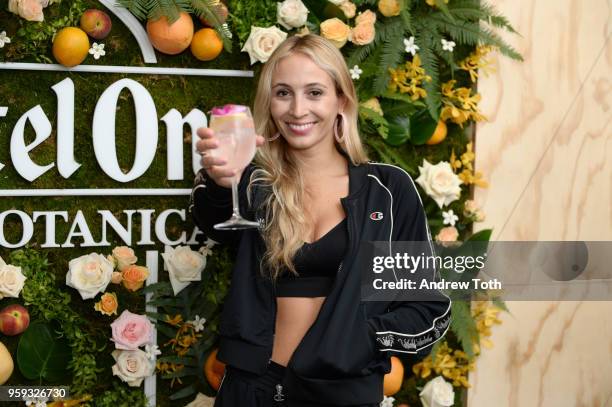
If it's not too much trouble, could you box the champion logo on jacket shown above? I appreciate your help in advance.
[370,211,384,220]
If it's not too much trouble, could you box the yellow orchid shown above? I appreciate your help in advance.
[459,45,496,82]
[388,54,432,100]
[440,80,487,127]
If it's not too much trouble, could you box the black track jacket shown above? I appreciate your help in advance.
[190,160,452,405]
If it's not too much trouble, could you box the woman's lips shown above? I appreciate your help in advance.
[286,121,317,136]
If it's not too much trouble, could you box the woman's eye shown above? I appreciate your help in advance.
[276,89,289,97]
[309,90,323,97]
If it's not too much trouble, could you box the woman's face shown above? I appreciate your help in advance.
[270,52,345,153]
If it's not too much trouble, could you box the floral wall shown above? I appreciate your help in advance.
[0,0,520,406]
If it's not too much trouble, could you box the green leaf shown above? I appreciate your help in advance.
[492,297,510,314]
[467,229,492,242]
[409,109,439,145]
[449,300,478,358]
[385,115,411,146]
[17,321,72,382]
[170,384,198,400]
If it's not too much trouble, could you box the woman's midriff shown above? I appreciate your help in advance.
[271,296,326,367]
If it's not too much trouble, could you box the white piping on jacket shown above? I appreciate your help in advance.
[367,174,398,283]
[368,162,453,351]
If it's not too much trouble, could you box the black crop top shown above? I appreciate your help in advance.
[275,218,348,297]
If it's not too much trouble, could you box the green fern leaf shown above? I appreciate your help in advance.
[450,300,478,358]
[372,19,405,94]
[191,0,233,52]
[416,35,441,120]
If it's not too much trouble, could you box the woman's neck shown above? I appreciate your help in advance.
[291,145,348,178]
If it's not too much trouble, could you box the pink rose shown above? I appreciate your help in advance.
[211,104,248,116]
[111,310,154,350]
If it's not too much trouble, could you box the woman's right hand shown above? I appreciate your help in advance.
[195,127,265,188]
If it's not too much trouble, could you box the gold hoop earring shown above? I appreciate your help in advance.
[334,113,346,143]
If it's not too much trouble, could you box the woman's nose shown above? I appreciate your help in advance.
[290,95,307,118]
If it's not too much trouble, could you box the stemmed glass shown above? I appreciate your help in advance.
[209,104,260,230]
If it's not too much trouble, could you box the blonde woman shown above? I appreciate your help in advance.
[191,34,451,406]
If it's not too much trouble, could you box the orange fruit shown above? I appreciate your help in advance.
[383,356,404,396]
[204,348,226,391]
[52,27,90,67]
[190,28,223,61]
[146,12,194,55]
[426,119,448,145]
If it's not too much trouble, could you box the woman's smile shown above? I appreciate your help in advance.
[285,121,318,135]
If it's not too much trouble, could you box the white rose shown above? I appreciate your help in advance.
[111,349,155,387]
[0,257,27,299]
[184,393,216,407]
[277,0,309,30]
[8,0,20,14]
[415,159,462,208]
[241,26,288,65]
[420,376,455,407]
[65,253,114,300]
[162,246,206,295]
[112,246,138,271]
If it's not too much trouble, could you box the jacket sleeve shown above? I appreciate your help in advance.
[188,164,258,247]
[366,168,452,358]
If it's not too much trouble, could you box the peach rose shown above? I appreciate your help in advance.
[14,0,44,22]
[111,271,123,284]
[320,18,351,48]
[112,246,137,272]
[339,1,356,19]
[378,0,401,17]
[463,199,485,222]
[436,226,459,247]
[121,265,149,291]
[355,9,377,26]
[94,292,119,316]
[350,23,375,45]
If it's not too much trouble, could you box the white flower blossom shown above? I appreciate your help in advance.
[380,396,395,407]
[349,65,363,80]
[199,238,218,257]
[188,315,206,332]
[415,159,462,208]
[420,376,455,407]
[88,42,106,60]
[222,23,232,39]
[441,38,456,52]
[24,398,48,407]
[404,36,419,55]
[0,31,11,48]
[144,343,162,360]
[442,209,459,226]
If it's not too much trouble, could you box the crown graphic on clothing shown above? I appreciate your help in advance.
[377,334,395,347]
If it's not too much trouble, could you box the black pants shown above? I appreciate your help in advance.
[214,360,380,407]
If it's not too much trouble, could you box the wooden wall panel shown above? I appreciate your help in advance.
[469,0,612,405]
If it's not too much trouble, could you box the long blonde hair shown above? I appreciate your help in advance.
[249,34,369,280]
